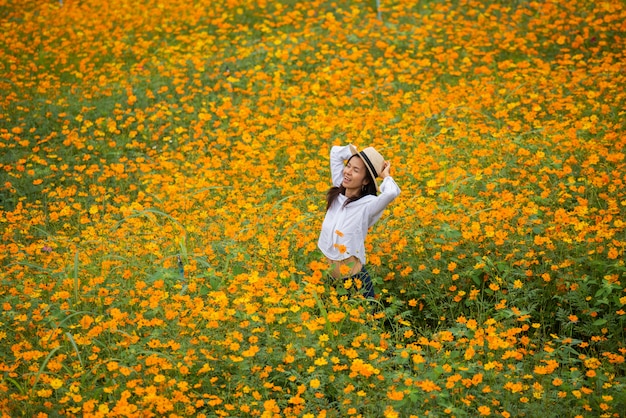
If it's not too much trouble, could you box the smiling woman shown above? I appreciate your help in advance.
[317,144,401,299]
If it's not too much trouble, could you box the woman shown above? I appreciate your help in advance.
[317,144,401,299]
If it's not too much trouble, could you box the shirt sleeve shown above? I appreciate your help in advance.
[330,145,354,187]
[367,176,401,225]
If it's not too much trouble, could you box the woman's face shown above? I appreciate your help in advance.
[342,156,370,190]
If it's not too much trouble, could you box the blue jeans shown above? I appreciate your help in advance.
[343,266,375,299]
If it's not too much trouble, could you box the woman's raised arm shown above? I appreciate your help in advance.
[329,145,354,187]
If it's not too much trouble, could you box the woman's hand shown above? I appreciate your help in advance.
[380,161,391,178]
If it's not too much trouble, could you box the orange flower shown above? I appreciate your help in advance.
[327,312,346,323]
[333,243,347,254]
[415,379,441,392]
[340,264,352,276]
[349,359,379,378]
[478,405,491,416]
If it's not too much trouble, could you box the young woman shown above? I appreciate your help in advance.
[317,144,401,299]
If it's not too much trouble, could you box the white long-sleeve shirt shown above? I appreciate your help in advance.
[317,145,401,265]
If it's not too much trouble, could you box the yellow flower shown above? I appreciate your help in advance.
[343,277,353,288]
[384,406,400,417]
[50,378,63,390]
[314,357,328,366]
[38,388,53,397]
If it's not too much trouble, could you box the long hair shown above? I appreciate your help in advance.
[325,155,378,211]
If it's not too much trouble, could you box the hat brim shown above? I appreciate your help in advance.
[350,145,379,192]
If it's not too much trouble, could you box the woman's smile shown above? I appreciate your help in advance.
[342,157,368,190]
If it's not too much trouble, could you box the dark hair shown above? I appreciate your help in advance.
[325,155,378,211]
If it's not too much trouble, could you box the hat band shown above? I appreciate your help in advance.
[359,151,378,178]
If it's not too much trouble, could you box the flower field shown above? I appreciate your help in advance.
[1,0,625,416]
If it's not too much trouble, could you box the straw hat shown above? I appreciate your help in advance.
[349,145,385,191]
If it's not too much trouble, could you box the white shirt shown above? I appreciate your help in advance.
[317,145,401,265]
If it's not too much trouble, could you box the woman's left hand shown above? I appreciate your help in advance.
[380,161,391,178]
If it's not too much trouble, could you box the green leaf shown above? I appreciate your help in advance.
[592,318,608,327]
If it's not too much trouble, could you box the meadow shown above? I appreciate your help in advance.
[1,0,625,416]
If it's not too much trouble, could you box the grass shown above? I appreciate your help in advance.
[1,0,625,416]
